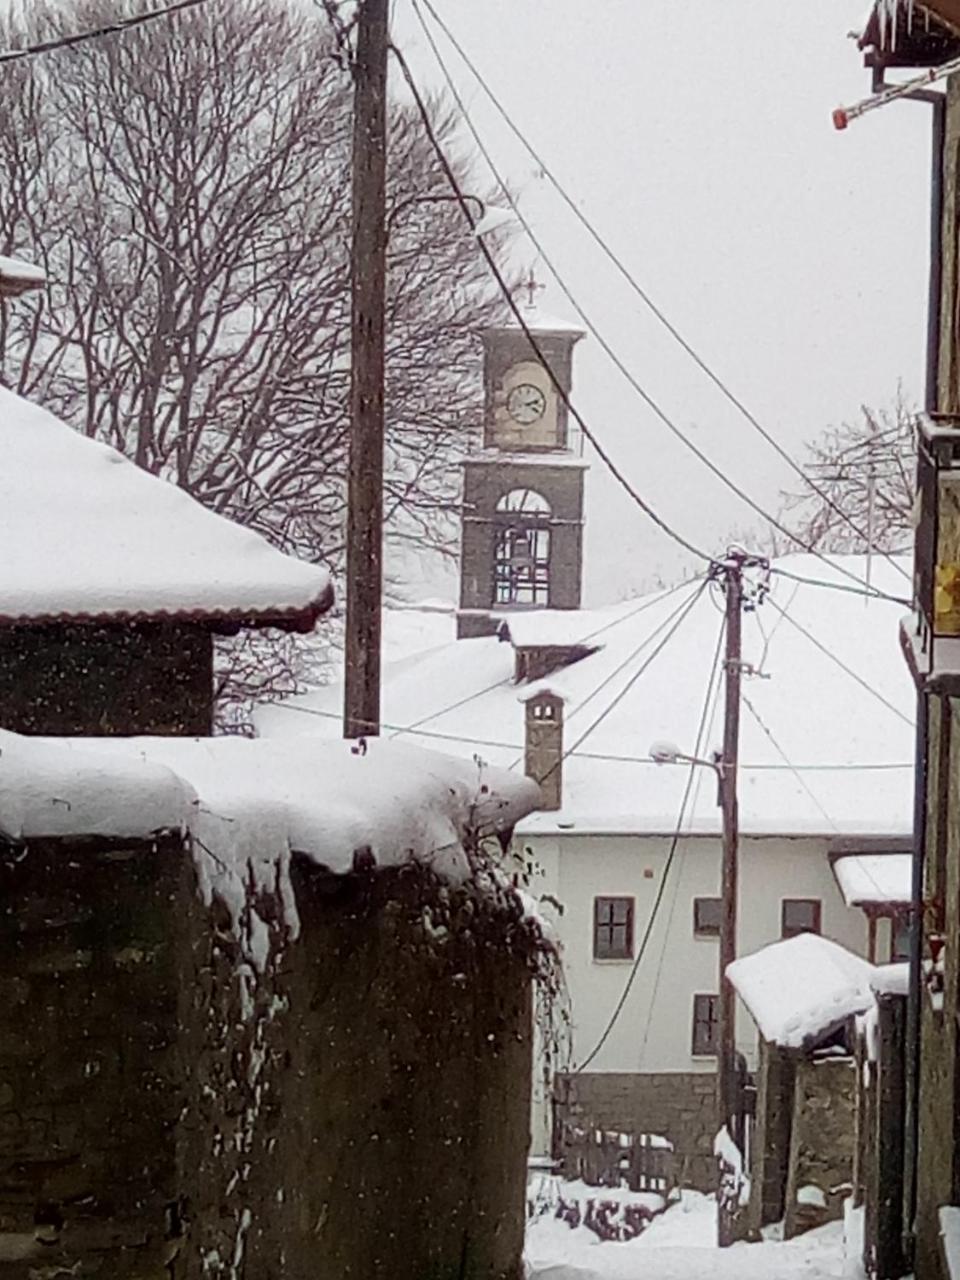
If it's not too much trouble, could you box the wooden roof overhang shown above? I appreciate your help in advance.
[0,579,336,637]
[859,1,960,67]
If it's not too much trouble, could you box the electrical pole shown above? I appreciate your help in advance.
[343,0,389,740]
[718,555,742,1136]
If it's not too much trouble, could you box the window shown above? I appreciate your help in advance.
[693,897,721,938]
[692,994,718,1056]
[494,489,552,607]
[593,897,633,960]
[781,898,822,939]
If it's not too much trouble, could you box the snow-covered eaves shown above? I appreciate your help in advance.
[858,0,960,59]
[484,303,585,339]
[832,852,913,908]
[0,255,45,298]
[727,933,876,1050]
[0,389,333,630]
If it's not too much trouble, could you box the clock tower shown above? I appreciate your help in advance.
[457,304,587,639]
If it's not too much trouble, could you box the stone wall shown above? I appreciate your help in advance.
[0,842,536,1279]
[458,459,585,632]
[180,858,536,1280]
[746,1040,796,1234]
[783,1057,856,1239]
[0,833,192,1276]
[0,621,213,735]
[554,1071,718,1191]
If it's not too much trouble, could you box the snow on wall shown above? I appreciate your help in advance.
[2,731,539,963]
[0,388,331,624]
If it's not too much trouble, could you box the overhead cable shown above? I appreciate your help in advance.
[411,0,910,586]
[575,610,727,1073]
[390,40,713,565]
[0,0,210,63]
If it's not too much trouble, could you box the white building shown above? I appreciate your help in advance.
[256,310,916,1187]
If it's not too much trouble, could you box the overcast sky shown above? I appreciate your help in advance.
[391,0,932,603]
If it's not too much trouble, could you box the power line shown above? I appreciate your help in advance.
[768,563,911,607]
[411,0,910,587]
[0,0,211,63]
[763,593,913,727]
[638,662,723,1068]
[741,691,838,833]
[560,581,707,762]
[389,41,712,566]
[394,575,704,740]
[396,30,909,609]
[575,610,727,1073]
[273,697,912,769]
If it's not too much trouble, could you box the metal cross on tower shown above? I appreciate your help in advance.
[518,267,546,308]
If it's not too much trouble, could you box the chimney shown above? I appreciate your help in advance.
[524,690,564,811]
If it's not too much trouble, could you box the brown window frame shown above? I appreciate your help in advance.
[593,896,634,960]
[691,993,718,1056]
[693,896,721,938]
[781,898,822,940]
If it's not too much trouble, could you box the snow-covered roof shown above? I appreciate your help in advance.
[728,933,876,1049]
[833,853,913,908]
[500,603,636,649]
[0,388,332,628]
[0,254,45,296]
[256,554,915,838]
[486,302,585,338]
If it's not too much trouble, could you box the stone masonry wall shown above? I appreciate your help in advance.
[746,1040,796,1235]
[554,1072,718,1192]
[1,844,538,1280]
[179,857,536,1280]
[459,460,585,625]
[0,622,213,735]
[783,1057,856,1239]
[0,834,192,1277]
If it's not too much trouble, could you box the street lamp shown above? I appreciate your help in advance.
[0,255,45,299]
[386,193,515,238]
[651,733,742,1245]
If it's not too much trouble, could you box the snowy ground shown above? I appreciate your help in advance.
[526,1192,853,1279]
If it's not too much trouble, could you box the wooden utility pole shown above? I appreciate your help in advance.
[718,556,742,1138]
[343,0,389,739]
[714,551,746,1248]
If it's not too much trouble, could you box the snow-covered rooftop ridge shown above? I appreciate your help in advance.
[499,598,643,649]
[0,388,332,627]
[728,933,876,1049]
[833,852,913,907]
[487,301,585,337]
[256,553,915,838]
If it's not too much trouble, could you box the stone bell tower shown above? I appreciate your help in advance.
[457,299,587,639]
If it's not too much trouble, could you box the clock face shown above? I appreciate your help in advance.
[506,382,547,426]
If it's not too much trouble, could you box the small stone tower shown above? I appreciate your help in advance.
[457,305,587,639]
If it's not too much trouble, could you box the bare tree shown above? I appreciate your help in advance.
[779,390,916,554]
[0,0,509,722]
